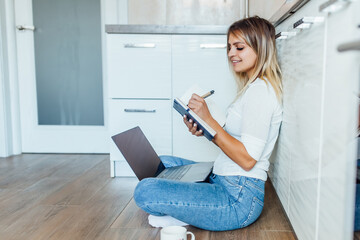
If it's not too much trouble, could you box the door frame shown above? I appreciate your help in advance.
[0,0,22,157]
[1,0,128,157]
[14,0,111,153]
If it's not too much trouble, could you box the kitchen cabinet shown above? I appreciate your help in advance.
[107,34,171,99]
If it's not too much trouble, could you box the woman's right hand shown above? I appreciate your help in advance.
[183,115,204,137]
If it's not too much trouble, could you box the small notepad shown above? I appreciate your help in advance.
[173,84,226,141]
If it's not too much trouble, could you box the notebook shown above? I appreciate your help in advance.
[173,84,226,141]
[111,126,213,182]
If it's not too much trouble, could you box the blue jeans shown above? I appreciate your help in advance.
[133,155,265,231]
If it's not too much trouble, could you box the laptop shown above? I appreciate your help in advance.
[111,126,213,182]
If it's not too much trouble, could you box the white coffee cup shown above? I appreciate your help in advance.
[160,226,195,240]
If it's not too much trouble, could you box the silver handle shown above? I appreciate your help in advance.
[275,31,297,39]
[337,40,360,52]
[124,43,156,48]
[293,17,324,29]
[200,44,227,49]
[124,109,156,113]
[16,25,35,31]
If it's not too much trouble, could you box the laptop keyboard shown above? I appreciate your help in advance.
[157,165,192,180]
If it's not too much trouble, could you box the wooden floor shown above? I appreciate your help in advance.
[0,154,297,240]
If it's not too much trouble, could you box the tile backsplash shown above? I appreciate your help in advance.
[128,0,241,25]
[124,0,285,25]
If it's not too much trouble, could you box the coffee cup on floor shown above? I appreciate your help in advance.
[160,226,195,240]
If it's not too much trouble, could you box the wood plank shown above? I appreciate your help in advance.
[186,226,211,239]
[49,154,107,179]
[0,154,46,172]
[41,158,111,205]
[0,189,22,204]
[45,178,138,240]
[355,232,360,240]
[0,154,107,190]
[0,177,72,228]
[111,199,150,229]
[0,155,69,189]
[262,231,297,240]
[2,205,77,240]
[99,228,160,240]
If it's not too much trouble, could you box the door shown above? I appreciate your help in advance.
[14,0,108,153]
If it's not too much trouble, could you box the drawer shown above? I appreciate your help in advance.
[106,34,171,98]
[109,99,172,162]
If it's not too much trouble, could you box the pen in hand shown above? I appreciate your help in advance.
[201,90,215,99]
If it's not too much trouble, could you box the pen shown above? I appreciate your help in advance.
[201,90,215,99]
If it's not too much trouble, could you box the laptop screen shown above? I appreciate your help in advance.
[111,126,161,180]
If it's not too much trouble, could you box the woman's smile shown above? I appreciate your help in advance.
[228,34,257,77]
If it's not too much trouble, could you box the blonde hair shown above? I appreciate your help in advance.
[227,16,282,102]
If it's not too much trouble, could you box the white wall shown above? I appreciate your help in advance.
[249,0,285,20]
[127,0,242,25]
[105,0,284,25]
[269,0,359,239]
[103,0,128,24]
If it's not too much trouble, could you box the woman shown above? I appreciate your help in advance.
[134,16,283,231]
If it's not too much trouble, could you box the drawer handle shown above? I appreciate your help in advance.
[124,109,156,113]
[337,40,360,52]
[200,44,226,49]
[124,43,156,48]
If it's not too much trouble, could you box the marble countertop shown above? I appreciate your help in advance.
[105,25,229,35]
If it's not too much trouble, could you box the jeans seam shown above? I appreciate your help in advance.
[253,196,264,206]
[241,197,255,227]
[245,180,265,194]
[240,196,263,228]
[142,201,239,210]
[223,176,242,187]
[220,177,244,202]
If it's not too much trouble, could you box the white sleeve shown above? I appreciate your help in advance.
[240,84,274,161]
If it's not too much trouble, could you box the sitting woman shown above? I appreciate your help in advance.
[134,16,283,231]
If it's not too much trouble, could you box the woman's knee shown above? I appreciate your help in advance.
[134,178,157,206]
[159,155,196,168]
[133,178,168,216]
[159,155,177,168]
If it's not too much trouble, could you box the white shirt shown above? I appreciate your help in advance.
[213,78,283,181]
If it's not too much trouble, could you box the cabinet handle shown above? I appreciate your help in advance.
[124,43,156,48]
[124,109,156,113]
[293,17,324,29]
[200,44,226,49]
[16,25,35,31]
[337,40,360,52]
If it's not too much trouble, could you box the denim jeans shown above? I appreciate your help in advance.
[133,155,265,231]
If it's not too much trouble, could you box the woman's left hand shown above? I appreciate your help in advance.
[183,115,204,136]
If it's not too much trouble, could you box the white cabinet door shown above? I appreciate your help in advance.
[109,99,172,176]
[172,35,237,162]
[15,0,108,153]
[106,34,171,99]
